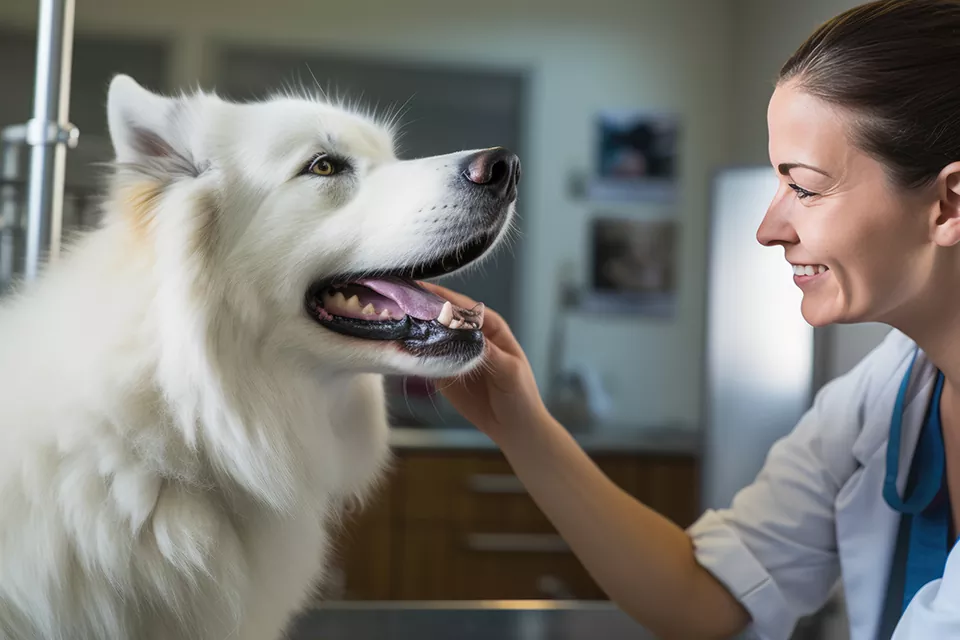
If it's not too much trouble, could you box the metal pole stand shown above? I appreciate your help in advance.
[0,126,26,289]
[20,0,79,281]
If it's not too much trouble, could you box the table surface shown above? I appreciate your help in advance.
[389,425,700,455]
[287,600,657,640]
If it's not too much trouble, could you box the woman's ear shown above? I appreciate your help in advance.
[933,161,960,247]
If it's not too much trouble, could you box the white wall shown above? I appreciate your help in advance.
[730,0,891,381]
[729,0,864,165]
[0,0,735,428]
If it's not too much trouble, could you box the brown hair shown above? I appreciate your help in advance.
[780,0,960,188]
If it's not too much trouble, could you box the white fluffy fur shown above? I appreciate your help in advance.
[0,75,513,639]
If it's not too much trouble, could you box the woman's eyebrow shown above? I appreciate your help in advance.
[778,162,832,178]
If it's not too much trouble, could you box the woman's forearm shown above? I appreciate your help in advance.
[493,411,750,640]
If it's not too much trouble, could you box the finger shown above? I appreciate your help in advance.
[435,339,507,398]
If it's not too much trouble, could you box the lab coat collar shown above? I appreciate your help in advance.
[851,347,938,494]
[838,346,940,639]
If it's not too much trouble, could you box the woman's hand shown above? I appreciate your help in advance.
[420,282,549,442]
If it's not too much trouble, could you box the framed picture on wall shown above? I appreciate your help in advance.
[585,109,680,203]
[581,216,678,317]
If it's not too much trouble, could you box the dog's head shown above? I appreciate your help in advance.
[106,75,518,378]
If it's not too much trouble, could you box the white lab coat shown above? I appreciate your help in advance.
[688,329,960,640]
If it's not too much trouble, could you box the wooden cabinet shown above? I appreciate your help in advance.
[329,448,698,601]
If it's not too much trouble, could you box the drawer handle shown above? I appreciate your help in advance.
[465,533,570,553]
[466,473,527,494]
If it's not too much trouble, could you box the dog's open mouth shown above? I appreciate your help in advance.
[305,231,497,357]
[309,277,483,336]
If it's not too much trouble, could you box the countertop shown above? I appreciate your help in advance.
[388,424,700,455]
[288,600,657,640]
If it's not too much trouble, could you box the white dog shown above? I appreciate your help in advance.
[0,74,518,640]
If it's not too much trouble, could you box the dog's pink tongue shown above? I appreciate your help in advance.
[356,277,447,321]
[357,277,475,323]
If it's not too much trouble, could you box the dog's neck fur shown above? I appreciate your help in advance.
[0,179,366,513]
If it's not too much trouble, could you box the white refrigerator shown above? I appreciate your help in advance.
[700,166,889,512]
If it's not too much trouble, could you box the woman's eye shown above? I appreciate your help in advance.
[788,183,817,200]
[306,154,338,177]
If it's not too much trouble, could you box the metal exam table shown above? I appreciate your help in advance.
[286,601,654,640]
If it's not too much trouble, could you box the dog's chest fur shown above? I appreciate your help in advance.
[0,230,391,640]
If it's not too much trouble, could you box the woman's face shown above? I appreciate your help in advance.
[758,80,937,328]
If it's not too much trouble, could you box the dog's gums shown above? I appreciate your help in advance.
[317,278,483,329]
[307,277,485,354]
[304,227,501,356]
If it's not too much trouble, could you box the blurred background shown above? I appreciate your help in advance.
[0,0,891,638]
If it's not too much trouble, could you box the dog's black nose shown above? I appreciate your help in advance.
[461,147,521,200]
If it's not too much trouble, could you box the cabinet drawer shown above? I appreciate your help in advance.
[335,449,699,601]
[394,524,606,600]
[397,451,696,531]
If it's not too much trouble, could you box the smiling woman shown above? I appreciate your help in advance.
[757,81,937,328]
[420,2,960,640]
[755,0,959,333]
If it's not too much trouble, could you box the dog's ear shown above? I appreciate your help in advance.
[107,74,199,178]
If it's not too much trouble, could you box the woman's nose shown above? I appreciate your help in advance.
[756,197,799,247]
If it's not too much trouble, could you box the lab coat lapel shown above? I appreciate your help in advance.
[837,355,937,639]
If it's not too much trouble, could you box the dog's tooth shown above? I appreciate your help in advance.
[345,295,361,311]
[437,301,454,326]
[450,318,463,330]
[379,309,392,320]
[328,292,346,310]
[362,303,376,316]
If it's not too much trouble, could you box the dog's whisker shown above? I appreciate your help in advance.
[426,380,445,422]
[305,64,329,102]
[402,376,415,423]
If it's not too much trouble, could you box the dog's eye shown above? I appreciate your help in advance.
[308,155,337,177]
